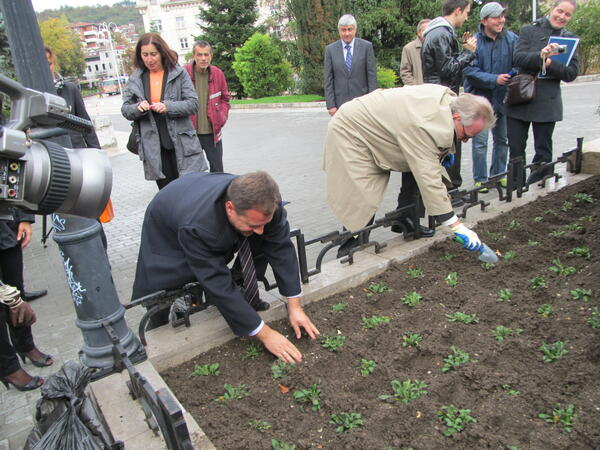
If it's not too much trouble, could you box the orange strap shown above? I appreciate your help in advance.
[99,199,114,223]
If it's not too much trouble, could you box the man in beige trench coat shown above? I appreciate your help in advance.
[323,84,495,253]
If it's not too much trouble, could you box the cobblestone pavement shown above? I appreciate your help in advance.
[1,81,598,449]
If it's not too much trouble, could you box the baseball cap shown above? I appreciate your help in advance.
[480,2,506,19]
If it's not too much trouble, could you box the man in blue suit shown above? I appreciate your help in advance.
[324,14,378,116]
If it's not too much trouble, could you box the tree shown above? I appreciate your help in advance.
[568,0,600,75]
[233,33,292,98]
[0,12,14,80]
[196,0,258,98]
[286,0,346,95]
[39,16,86,77]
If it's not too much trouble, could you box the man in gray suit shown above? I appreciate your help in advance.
[324,14,378,116]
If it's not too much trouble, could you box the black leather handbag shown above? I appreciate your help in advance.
[126,121,139,154]
[505,74,536,105]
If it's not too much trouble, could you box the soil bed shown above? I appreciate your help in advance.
[163,176,600,449]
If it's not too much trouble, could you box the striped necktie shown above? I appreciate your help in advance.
[345,44,352,72]
[238,237,259,307]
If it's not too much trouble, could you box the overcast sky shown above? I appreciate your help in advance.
[32,0,122,12]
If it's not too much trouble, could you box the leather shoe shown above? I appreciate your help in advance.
[391,218,435,238]
[336,237,360,258]
[253,299,270,312]
[22,290,48,302]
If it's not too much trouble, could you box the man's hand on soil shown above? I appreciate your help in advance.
[287,297,320,340]
[255,324,303,364]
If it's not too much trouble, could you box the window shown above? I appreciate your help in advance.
[180,37,189,49]
[151,19,162,32]
[105,52,109,58]
[88,66,92,72]
[95,64,99,71]
[102,63,106,70]
[176,16,185,30]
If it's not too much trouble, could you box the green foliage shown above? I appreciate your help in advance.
[530,275,546,289]
[233,33,292,98]
[244,342,262,360]
[271,439,296,450]
[362,315,391,329]
[548,258,576,277]
[508,219,521,230]
[570,288,592,302]
[197,0,258,98]
[549,230,566,237]
[500,384,520,396]
[377,66,397,88]
[561,200,574,212]
[330,412,363,433]
[539,403,577,433]
[406,266,423,279]
[249,419,271,432]
[445,272,458,287]
[446,312,479,324]
[441,252,457,261]
[442,346,471,372]
[564,222,583,232]
[36,1,143,29]
[331,302,347,312]
[503,250,517,260]
[402,291,422,307]
[321,335,346,352]
[367,282,392,294]
[579,215,594,223]
[588,307,600,329]
[569,0,600,74]
[39,17,86,77]
[190,363,220,377]
[216,383,250,402]
[537,303,554,318]
[539,341,568,363]
[528,240,541,246]
[573,192,593,203]
[378,379,428,404]
[486,231,506,241]
[402,332,422,348]
[293,384,321,411]
[0,14,15,82]
[497,289,513,302]
[569,247,591,259]
[545,208,558,216]
[271,360,294,379]
[481,262,495,271]
[492,326,523,342]
[533,216,544,223]
[359,359,376,376]
[437,405,476,437]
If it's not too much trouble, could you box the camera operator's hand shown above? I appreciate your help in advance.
[16,222,32,249]
[9,301,37,327]
[137,100,151,113]
[463,36,477,53]
[150,102,167,114]
[496,74,511,85]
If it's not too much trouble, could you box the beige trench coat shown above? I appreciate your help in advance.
[323,84,456,231]
[400,38,424,86]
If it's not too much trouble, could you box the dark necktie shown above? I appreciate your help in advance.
[238,237,259,308]
[345,44,352,72]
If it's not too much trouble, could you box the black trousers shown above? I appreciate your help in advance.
[396,172,425,218]
[507,117,556,184]
[198,134,224,173]
[446,137,462,188]
[156,148,179,190]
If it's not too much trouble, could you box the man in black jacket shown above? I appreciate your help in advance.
[421,0,477,188]
[132,171,319,363]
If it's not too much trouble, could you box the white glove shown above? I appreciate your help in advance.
[451,223,482,252]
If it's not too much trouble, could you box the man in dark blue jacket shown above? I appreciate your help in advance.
[464,2,517,191]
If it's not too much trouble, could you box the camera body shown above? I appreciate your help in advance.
[556,44,568,54]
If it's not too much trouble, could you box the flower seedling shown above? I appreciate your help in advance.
[244,342,262,360]
[573,192,593,204]
[561,200,573,212]
[321,335,346,352]
[271,360,294,379]
[402,333,422,348]
[249,419,271,432]
[549,230,566,237]
[362,315,391,329]
[538,403,577,433]
[366,282,392,294]
[359,359,377,376]
[446,272,458,287]
[530,275,546,289]
[533,216,543,223]
[497,288,512,302]
[508,219,521,230]
[441,252,457,261]
[190,363,220,377]
[442,346,471,372]
[539,341,568,363]
[528,240,540,247]
[216,383,249,402]
[331,302,347,312]
[545,208,558,216]
[579,215,594,222]
[492,326,522,342]
[446,312,479,324]
[437,405,476,437]
[503,250,516,260]
[378,379,428,404]
[293,384,321,411]
[499,384,520,396]
[564,222,583,232]
[486,231,506,241]
[570,288,592,302]
[330,412,363,433]
[271,439,296,450]
[407,266,424,278]
[568,246,591,259]
[402,291,422,307]
[549,258,576,277]
[588,308,600,329]
[537,303,553,318]
[481,262,495,271]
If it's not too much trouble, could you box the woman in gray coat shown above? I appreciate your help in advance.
[505,0,579,185]
[122,33,207,189]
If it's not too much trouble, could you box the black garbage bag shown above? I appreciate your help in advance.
[24,360,119,450]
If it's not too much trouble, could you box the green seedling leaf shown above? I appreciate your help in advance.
[190,363,220,377]
[378,379,428,404]
[293,384,321,411]
[528,240,540,246]
[548,258,576,277]
[402,332,422,347]
[359,359,376,376]
[366,282,392,294]
[492,325,522,342]
[249,419,271,432]
[402,291,422,307]
[497,288,512,302]
[539,340,568,363]
[406,266,423,278]
[446,311,479,324]
[437,404,476,437]
[244,342,262,360]
[537,303,553,318]
[508,219,521,230]
[216,383,249,402]
[530,275,546,289]
[330,412,363,433]
[321,335,346,352]
[568,247,591,259]
[331,302,347,312]
[573,192,593,203]
[271,439,296,450]
[442,346,471,372]
[588,308,600,329]
[362,315,391,329]
[539,403,577,433]
[570,288,592,302]
[271,360,294,379]
[446,272,458,287]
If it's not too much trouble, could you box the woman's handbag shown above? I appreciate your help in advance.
[505,74,536,106]
[126,121,139,154]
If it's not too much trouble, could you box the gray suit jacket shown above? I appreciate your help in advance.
[324,38,378,109]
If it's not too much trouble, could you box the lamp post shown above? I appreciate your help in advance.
[101,22,123,95]
[533,0,537,21]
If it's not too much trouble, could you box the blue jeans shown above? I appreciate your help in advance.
[471,112,508,182]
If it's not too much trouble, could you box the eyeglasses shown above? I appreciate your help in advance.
[461,124,475,140]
